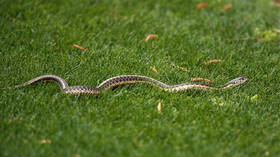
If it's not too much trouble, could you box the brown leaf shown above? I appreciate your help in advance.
[9,117,23,124]
[145,34,159,42]
[39,139,52,144]
[172,64,188,72]
[150,66,158,73]
[223,3,232,11]
[276,29,280,34]
[191,78,212,83]
[203,59,221,66]
[196,2,208,10]
[73,44,87,51]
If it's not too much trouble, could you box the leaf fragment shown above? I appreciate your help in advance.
[203,59,221,66]
[150,66,158,73]
[145,34,159,42]
[191,78,212,83]
[39,139,52,144]
[73,44,87,51]
[196,2,208,10]
[223,3,232,11]
[157,102,162,113]
[172,64,188,72]
[9,117,23,124]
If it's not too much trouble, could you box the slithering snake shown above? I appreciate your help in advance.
[4,75,248,95]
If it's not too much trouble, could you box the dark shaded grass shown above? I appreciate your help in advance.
[1,0,280,156]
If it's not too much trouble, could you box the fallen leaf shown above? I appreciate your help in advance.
[157,102,162,113]
[203,59,221,66]
[39,139,51,144]
[196,2,208,10]
[172,64,188,72]
[9,117,23,124]
[276,29,280,34]
[145,34,159,42]
[74,154,81,157]
[223,3,232,11]
[191,78,212,83]
[73,44,87,51]
[150,66,158,73]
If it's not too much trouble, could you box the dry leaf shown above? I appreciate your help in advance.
[203,59,221,66]
[196,2,208,10]
[276,29,280,34]
[223,3,232,11]
[39,139,51,144]
[9,117,23,124]
[172,65,188,72]
[145,34,159,42]
[157,102,162,113]
[73,44,87,51]
[191,78,212,83]
[150,66,158,73]
[74,154,81,157]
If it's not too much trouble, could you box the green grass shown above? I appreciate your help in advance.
[1,0,280,156]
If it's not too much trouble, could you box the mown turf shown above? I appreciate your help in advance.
[1,0,280,156]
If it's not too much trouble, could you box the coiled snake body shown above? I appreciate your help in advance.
[6,75,248,95]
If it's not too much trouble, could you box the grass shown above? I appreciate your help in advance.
[1,0,280,156]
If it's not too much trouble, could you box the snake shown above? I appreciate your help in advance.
[3,75,248,95]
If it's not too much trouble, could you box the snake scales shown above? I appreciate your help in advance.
[4,75,248,95]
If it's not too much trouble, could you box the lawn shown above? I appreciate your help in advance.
[1,0,280,156]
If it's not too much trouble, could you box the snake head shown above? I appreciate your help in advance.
[228,76,248,86]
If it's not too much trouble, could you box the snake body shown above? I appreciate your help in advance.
[8,75,248,95]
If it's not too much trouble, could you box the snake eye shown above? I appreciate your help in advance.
[237,76,248,84]
[240,76,248,82]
